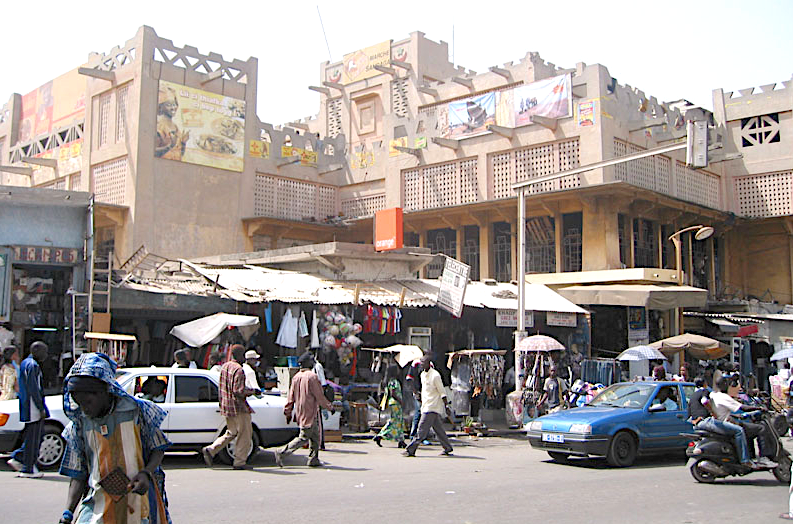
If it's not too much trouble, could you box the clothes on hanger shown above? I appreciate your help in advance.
[275,307,298,348]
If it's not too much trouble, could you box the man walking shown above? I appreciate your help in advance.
[202,344,259,469]
[274,352,334,467]
[403,354,454,457]
[8,341,50,478]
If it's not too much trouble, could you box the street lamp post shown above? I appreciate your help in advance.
[668,225,714,335]
[515,186,526,392]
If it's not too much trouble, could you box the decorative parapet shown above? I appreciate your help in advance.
[256,119,346,165]
[86,28,141,72]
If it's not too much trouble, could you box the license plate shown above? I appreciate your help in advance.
[542,433,565,443]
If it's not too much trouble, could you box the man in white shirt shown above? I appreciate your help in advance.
[243,350,261,390]
[403,355,453,457]
[710,376,776,467]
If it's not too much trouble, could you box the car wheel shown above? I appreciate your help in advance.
[547,451,570,463]
[690,458,718,484]
[606,431,637,467]
[773,454,792,484]
[38,423,66,470]
[217,428,261,465]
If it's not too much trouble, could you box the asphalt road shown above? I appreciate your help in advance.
[1,435,789,524]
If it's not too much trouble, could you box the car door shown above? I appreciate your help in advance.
[166,374,223,445]
[120,373,172,431]
[638,385,688,450]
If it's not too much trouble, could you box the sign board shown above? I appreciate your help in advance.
[13,246,81,264]
[375,208,403,251]
[437,257,470,317]
[627,306,649,342]
[730,337,750,366]
[496,309,534,328]
[546,311,577,327]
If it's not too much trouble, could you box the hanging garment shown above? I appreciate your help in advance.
[275,308,298,348]
[379,307,389,335]
[393,308,402,333]
[264,303,273,333]
[298,311,309,338]
[310,310,320,348]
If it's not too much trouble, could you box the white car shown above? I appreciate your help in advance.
[0,367,299,469]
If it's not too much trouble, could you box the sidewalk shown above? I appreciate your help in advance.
[341,419,526,441]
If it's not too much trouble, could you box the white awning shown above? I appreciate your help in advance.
[556,284,707,310]
[461,282,587,314]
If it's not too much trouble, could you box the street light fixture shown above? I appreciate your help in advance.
[668,225,714,335]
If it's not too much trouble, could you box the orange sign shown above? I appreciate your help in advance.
[375,208,403,252]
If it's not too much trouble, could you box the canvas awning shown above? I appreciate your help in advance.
[169,313,260,347]
[556,284,707,310]
[649,333,729,360]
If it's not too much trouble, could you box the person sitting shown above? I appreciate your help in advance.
[140,378,167,403]
[207,352,222,373]
[687,377,757,469]
[650,386,679,411]
[710,376,777,468]
[172,349,197,369]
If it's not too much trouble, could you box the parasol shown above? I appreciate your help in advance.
[391,344,425,367]
[516,335,565,352]
[169,313,260,347]
[771,347,793,361]
[616,345,668,361]
[648,333,729,361]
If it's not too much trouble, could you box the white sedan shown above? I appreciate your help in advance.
[0,367,299,470]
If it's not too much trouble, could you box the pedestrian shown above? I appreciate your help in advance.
[201,344,259,470]
[536,364,568,414]
[243,349,261,390]
[403,354,454,457]
[374,365,407,448]
[652,364,667,381]
[312,350,330,450]
[207,352,222,372]
[274,352,335,467]
[7,341,49,477]
[0,345,19,400]
[405,358,424,440]
[57,352,171,524]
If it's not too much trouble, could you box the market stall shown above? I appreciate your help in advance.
[446,349,506,419]
[169,312,260,366]
[84,332,136,367]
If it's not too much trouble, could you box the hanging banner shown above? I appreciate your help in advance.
[437,258,471,317]
[441,92,496,139]
[281,145,317,166]
[627,306,648,345]
[155,80,245,172]
[512,74,571,127]
[19,68,86,143]
[546,311,577,327]
[496,309,535,328]
[578,100,595,127]
[248,140,270,159]
[329,40,391,85]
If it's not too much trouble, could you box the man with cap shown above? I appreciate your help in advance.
[202,344,259,469]
[243,349,261,390]
[274,352,334,467]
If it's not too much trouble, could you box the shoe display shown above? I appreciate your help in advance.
[17,471,43,478]
[6,458,22,472]
[201,447,213,468]
[274,450,284,468]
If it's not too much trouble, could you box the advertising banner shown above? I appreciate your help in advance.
[437,257,471,317]
[281,145,317,166]
[248,140,270,159]
[389,137,408,157]
[351,151,375,169]
[19,68,86,143]
[155,80,245,172]
[513,74,571,126]
[578,101,595,127]
[627,306,648,345]
[441,92,496,139]
[326,41,391,85]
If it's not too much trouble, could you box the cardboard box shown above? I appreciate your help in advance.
[321,409,341,431]
[324,430,343,442]
[275,366,299,392]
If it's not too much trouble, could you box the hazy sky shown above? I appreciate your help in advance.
[2,0,790,126]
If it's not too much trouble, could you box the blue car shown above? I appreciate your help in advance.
[527,381,695,467]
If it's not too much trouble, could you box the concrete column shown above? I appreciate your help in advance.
[627,216,635,268]
[510,221,517,281]
[686,235,694,286]
[554,213,563,273]
[456,227,463,263]
[708,237,717,296]
[656,222,663,269]
[582,200,622,271]
[479,222,491,280]
[419,229,427,279]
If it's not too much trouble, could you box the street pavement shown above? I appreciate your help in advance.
[1,434,789,524]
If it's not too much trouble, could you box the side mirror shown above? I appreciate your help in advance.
[648,404,666,413]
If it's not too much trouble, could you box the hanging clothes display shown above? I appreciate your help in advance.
[310,310,320,349]
[264,303,273,333]
[275,307,298,349]
[362,306,402,335]
[447,350,506,404]
[298,310,309,338]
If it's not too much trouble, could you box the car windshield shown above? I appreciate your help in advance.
[588,383,655,409]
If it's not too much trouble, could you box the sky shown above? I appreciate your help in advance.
[1,0,790,126]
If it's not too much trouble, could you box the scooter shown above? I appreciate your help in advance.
[685,410,792,484]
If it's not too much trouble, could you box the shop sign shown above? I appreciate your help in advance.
[496,309,534,328]
[627,306,648,341]
[375,208,403,251]
[437,257,470,317]
[13,245,80,264]
[546,311,577,327]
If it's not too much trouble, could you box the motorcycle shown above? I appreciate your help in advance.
[685,409,792,484]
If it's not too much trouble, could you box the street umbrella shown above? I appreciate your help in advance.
[648,333,729,361]
[516,334,565,352]
[616,345,668,361]
[770,347,793,361]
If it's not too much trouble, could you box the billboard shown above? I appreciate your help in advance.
[155,80,245,172]
[512,74,571,126]
[18,68,86,143]
[326,41,391,85]
[440,92,496,139]
[437,257,471,317]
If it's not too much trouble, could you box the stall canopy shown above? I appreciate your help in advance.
[649,333,729,360]
[169,313,260,347]
[360,344,424,367]
[556,284,707,310]
[465,282,588,313]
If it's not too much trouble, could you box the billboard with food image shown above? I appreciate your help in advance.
[155,80,245,172]
[18,68,86,144]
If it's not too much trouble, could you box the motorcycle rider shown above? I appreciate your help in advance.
[687,377,757,469]
[710,376,777,468]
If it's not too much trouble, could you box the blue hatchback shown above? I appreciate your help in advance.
[527,381,695,467]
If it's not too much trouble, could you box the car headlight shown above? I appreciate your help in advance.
[568,424,592,434]
[529,420,543,431]
[0,413,8,427]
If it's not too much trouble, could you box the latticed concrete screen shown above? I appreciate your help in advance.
[327,98,342,138]
[391,78,409,118]
[97,93,112,149]
[491,139,581,200]
[92,157,128,205]
[341,194,386,219]
[402,158,479,212]
[116,84,130,143]
[613,139,721,210]
[254,174,339,221]
[735,171,793,218]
